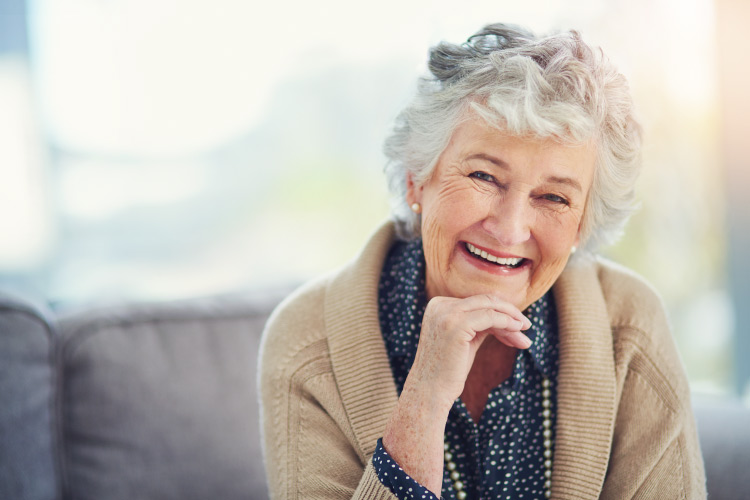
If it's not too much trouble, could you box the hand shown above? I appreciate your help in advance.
[382,294,530,495]
[407,293,532,410]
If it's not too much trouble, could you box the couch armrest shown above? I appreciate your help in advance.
[0,292,60,500]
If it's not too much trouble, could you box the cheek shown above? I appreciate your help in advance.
[530,215,580,290]
[529,250,570,302]
[420,186,480,272]
[423,182,481,229]
[541,224,578,254]
[421,214,446,265]
[537,206,582,247]
[432,184,493,226]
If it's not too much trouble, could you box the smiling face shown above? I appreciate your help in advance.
[407,118,597,310]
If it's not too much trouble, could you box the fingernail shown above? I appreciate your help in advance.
[522,317,532,329]
[519,335,531,349]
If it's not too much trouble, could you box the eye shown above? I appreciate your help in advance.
[469,171,496,183]
[541,193,570,205]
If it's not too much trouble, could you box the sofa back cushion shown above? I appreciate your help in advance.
[0,293,59,500]
[57,291,286,500]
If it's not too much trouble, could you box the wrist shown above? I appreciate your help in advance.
[382,379,453,462]
[399,377,455,418]
[401,371,458,416]
[382,387,448,496]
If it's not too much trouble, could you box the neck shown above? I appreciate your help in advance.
[460,338,517,423]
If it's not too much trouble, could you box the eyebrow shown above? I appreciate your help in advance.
[546,176,583,193]
[467,153,583,193]
[467,153,509,170]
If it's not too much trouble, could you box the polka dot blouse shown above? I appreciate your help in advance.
[373,239,560,500]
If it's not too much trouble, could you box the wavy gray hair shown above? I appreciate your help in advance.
[383,23,642,256]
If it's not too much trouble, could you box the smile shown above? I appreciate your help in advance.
[465,242,525,268]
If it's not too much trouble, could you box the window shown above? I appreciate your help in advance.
[1,0,744,398]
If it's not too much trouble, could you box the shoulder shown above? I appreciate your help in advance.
[265,276,330,345]
[259,274,332,384]
[259,219,397,384]
[592,258,669,331]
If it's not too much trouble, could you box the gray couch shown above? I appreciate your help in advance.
[1,289,748,500]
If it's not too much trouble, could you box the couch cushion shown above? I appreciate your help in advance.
[57,290,287,500]
[0,292,59,500]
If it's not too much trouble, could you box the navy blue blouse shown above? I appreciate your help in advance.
[372,239,560,500]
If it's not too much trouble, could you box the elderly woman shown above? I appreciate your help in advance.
[259,24,706,500]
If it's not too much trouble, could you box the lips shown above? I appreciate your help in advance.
[465,242,525,268]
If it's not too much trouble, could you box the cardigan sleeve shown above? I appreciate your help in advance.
[600,325,707,498]
[259,336,398,500]
[588,260,707,499]
[258,284,398,500]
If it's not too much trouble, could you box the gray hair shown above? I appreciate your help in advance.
[383,23,642,256]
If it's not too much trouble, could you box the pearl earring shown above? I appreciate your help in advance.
[571,246,577,254]
[411,203,421,214]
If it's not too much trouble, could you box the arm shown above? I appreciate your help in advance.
[372,439,439,500]
[259,336,397,500]
[600,324,707,499]
[382,294,532,495]
[589,261,707,499]
[259,291,531,499]
[258,280,400,500]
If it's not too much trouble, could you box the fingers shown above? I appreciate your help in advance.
[421,293,534,353]
[466,307,522,332]
[443,293,532,330]
[491,329,532,349]
[410,293,534,404]
[465,308,532,349]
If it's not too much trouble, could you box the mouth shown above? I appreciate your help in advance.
[464,242,526,269]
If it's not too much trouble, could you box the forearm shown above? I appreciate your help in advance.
[381,378,453,495]
[261,372,399,500]
[379,294,530,496]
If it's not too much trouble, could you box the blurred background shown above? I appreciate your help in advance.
[0,0,747,399]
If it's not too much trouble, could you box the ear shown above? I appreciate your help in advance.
[405,172,423,206]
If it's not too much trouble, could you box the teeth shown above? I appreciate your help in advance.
[466,243,523,266]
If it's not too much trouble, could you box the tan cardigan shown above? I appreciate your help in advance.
[258,222,706,499]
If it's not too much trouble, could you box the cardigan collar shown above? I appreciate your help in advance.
[550,262,618,499]
[323,220,617,500]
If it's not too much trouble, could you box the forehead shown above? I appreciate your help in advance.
[443,118,597,187]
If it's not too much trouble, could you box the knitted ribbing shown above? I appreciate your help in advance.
[550,264,617,498]
[325,223,400,461]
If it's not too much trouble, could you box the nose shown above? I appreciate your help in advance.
[481,190,532,247]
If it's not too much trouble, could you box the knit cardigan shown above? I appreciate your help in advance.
[258,222,707,500]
